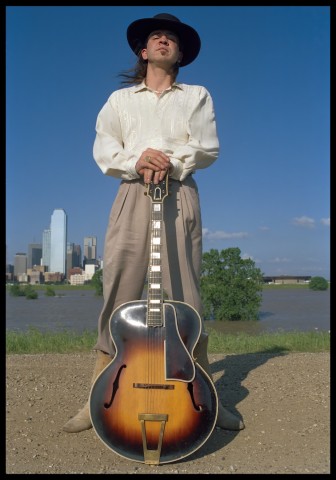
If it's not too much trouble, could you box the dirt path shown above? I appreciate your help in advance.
[6,352,330,474]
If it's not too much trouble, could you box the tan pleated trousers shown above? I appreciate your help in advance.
[93,175,206,355]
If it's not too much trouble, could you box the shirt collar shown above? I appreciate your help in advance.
[134,81,183,94]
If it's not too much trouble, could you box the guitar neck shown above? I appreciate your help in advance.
[147,200,164,327]
[146,177,169,327]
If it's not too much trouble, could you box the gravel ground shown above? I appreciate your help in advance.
[6,352,330,474]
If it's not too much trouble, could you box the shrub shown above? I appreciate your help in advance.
[8,284,26,297]
[24,285,38,299]
[45,286,56,296]
[309,276,329,291]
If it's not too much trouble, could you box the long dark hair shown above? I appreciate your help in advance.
[118,54,149,86]
[119,55,180,86]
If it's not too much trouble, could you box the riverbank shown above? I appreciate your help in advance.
[6,351,330,474]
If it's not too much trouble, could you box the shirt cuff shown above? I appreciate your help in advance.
[169,158,183,181]
[125,160,140,180]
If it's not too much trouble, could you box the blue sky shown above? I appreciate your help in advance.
[6,6,330,279]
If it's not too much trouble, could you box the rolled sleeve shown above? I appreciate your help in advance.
[93,98,139,180]
[169,87,219,182]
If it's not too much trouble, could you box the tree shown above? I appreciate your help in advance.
[200,247,264,321]
[309,276,329,291]
[91,269,103,296]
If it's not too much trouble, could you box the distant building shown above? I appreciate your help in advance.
[6,264,14,282]
[263,275,311,284]
[67,243,82,279]
[69,263,98,285]
[68,267,83,277]
[32,265,48,273]
[70,273,86,285]
[83,236,97,265]
[50,209,67,275]
[27,243,42,269]
[27,268,43,284]
[14,253,27,279]
[17,273,28,283]
[73,244,82,267]
[84,263,98,281]
[42,229,51,269]
[44,272,64,283]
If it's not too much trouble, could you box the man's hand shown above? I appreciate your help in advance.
[136,149,171,184]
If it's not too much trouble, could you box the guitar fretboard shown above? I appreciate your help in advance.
[147,202,164,327]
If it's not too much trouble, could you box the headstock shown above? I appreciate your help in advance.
[145,174,169,203]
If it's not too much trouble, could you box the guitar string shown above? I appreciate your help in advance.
[148,202,156,415]
[148,201,164,415]
[153,205,161,414]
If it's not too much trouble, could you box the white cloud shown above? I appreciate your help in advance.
[292,216,315,228]
[241,252,261,263]
[320,217,330,227]
[202,228,248,240]
[270,257,291,263]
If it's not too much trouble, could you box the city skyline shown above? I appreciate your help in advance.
[6,217,99,267]
[6,7,330,280]
[7,208,99,284]
[6,237,99,265]
[6,205,329,280]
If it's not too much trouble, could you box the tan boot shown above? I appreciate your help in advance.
[194,334,245,431]
[63,350,112,433]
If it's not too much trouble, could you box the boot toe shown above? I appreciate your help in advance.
[63,406,92,433]
[63,417,92,433]
[216,403,245,431]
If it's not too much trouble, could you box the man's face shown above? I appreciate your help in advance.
[141,30,183,65]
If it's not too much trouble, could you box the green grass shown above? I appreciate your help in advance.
[6,328,98,354]
[6,327,330,355]
[207,328,330,354]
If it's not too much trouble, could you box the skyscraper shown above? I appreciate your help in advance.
[27,243,42,269]
[66,243,82,279]
[73,244,82,267]
[14,252,27,277]
[50,209,67,274]
[84,236,97,261]
[42,229,51,269]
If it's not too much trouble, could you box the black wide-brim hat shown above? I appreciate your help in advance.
[127,13,201,67]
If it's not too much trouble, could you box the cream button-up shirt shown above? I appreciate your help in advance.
[93,82,219,182]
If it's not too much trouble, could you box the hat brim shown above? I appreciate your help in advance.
[127,17,201,67]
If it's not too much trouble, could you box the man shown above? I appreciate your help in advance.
[63,12,244,434]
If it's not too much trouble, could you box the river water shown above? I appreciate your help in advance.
[6,288,330,335]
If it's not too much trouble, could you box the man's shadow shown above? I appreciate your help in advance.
[186,347,289,461]
[158,181,289,461]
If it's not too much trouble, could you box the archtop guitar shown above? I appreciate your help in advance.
[89,175,218,465]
